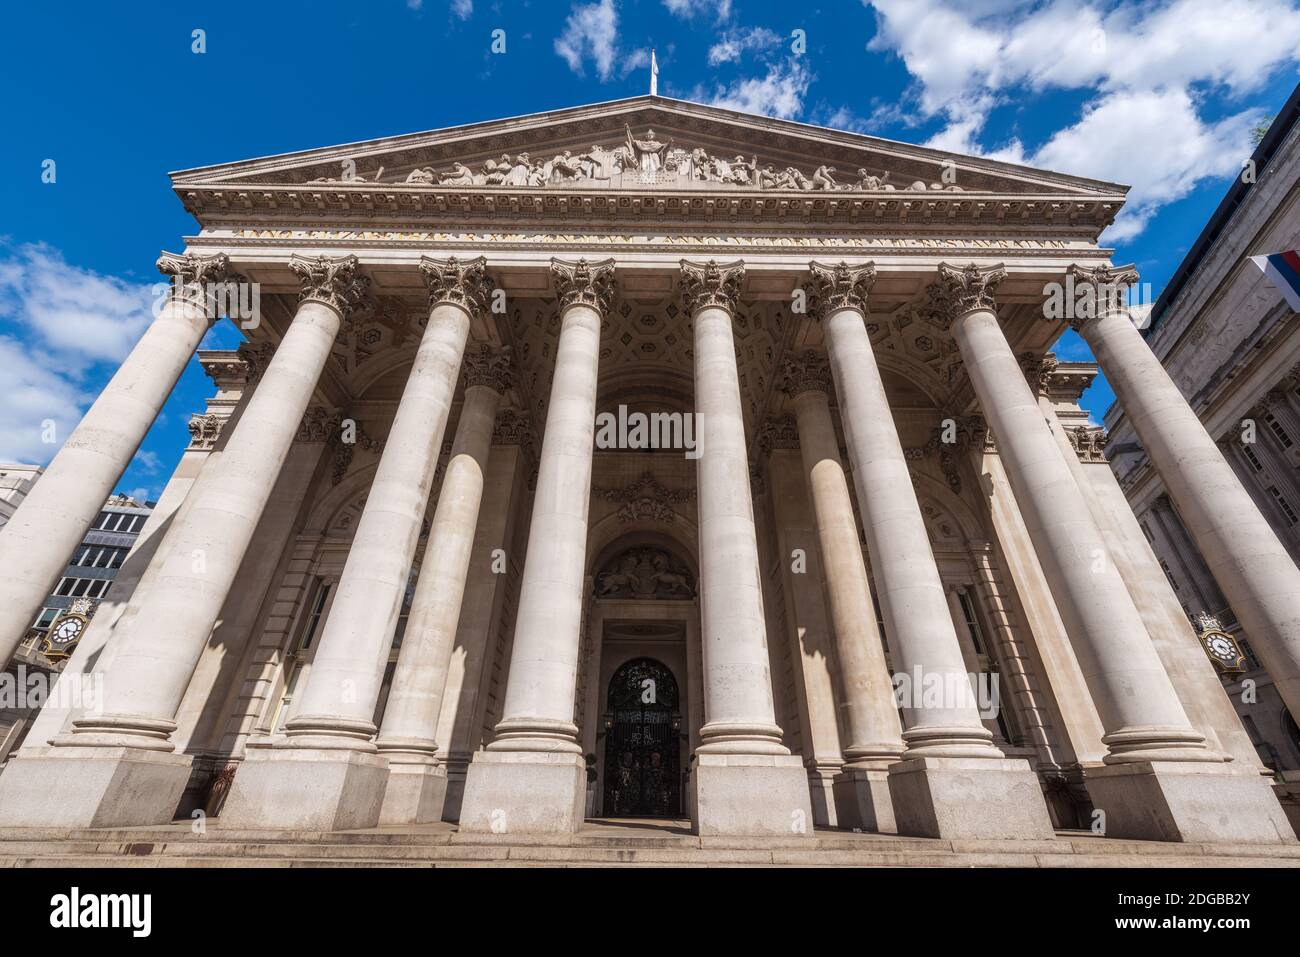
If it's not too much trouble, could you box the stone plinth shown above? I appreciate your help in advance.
[692,752,814,837]
[834,767,897,833]
[457,750,587,836]
[1084,761,1297,844]
[0,747,191,829]
[218,748,389,832]
[888,756,1056,840]
[378,758,449,826]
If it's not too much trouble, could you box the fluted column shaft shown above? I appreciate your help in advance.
[682,260,786,755]
[63,256,366,750]
[934,263,1211,764]
[784,365,904,767]
[376,364,505,759]
[490,259,612,753]
[0,253,228,665]
[1075,277,1300,727]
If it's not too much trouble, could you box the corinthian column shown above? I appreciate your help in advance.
[807,260,1054,840]
[375,345,511,825]
[221,257,490,832]
[458,258,613,837]
[0,252,228,665]
[780,350,905,832]
[0,255,368,830]
[680,259,813,837]
[1070,263,1300,740]
[930,262,1291,844]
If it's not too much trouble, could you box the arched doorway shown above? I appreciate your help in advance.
[602,657,682,817]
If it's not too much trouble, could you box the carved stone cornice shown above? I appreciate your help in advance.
[460,343,513,394]
[1019,352,1060,396]
[186,413,224,451]
[288,253,371,319]
[419,255,493,316]
[921,262,1007,330]
[779,350,832,398]
[592,470,695,525]
[1065,425,1108,463]
[806,261,875,321]
[550,258,617,314]
[758,414,800,453]
[679,259,745,315]
[297,406,340,444]
[904,414,988,493]
[156,251,231,309]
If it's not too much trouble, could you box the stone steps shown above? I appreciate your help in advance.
[2,824,1299,867]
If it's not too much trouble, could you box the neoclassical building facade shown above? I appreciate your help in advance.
[0,96,1297,844]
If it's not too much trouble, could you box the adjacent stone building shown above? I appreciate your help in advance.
[0,96,1297,846]
[1106,82,1300,827]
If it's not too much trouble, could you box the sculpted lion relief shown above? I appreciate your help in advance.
[595,547,695,599]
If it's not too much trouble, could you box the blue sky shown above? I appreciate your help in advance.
[1,0,1297,501]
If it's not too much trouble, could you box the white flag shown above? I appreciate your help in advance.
[650,48,658,96]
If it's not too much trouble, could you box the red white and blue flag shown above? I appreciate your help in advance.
[1251,249,1300,312]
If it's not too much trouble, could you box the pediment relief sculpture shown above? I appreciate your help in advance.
[374,127,962,194]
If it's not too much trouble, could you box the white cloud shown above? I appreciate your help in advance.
[0,244,158,464]
[708,26,782,65]
[555,0,621,80]
[663,0,733,20]
[450,0,472,18]
[700,58,812,120]
[864,0,1300,239]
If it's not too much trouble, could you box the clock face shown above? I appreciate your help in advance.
[51,617,84,645]
[1207,636,1235,661]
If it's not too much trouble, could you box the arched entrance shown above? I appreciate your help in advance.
[602,657,682,817]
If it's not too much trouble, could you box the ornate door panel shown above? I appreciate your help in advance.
[603,658,681,817]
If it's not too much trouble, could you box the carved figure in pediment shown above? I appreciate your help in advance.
[440,162,476,186]
[308,165,384,184]
[853,168,893,190]
[689,148,713,181]
[811,165,840,190]
[406,167,436,184]
[481,154,513,185]
[780,167,812,189]
[625,126,673,177]
[596,547,695,599]
[757,164,782,189]
[547,151,583,182]
[727,156,758,185]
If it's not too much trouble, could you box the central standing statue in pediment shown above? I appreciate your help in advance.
[624,125,673,179]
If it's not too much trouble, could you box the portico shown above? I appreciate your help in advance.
[0,95,1295,845]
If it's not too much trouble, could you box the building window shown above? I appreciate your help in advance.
[271,580,334,733]
[1265,414,1294,449]
[1266,485,1299,525]
[1241,444,1265,472]
[1158,559,1180,592]
[31,607,59,630]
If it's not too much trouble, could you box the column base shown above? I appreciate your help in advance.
[692,752,814,837]
[888,756,1055,840]
[806,764,840,828]
[0,746,191,828]
[378,758,449,826]
[1084,761,1297,844]
[833,766,897,833]
[219,747,389,831]
[457,750,586,836]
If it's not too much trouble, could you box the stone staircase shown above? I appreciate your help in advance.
[2,819,1299,867]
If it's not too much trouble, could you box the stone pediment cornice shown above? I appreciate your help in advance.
[170,97,1125,234]
[175,184,1120,233]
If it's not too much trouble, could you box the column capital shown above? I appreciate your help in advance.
[758,414,800,454]
[806,260,876,320]
[678,259,745,315]
[922,262,1006,329]
[419,255,494,316]
[156,251,231,310]
[186,412,224,451]
[1064,262,1141,332]
[1065,424,1108,463]
[1019,351,1059,396]
[288,253,371,319]
[297,406,341,444]
[462,343,513,394]
[236,341,276,383]
[551,257,617,313]
[779,349,832,398]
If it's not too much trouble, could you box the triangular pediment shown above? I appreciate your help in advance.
[170,95,1125,200]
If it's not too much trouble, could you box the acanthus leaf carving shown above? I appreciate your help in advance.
[679,259,744,315]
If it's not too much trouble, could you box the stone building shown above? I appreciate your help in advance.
[1106,83,1300,825]
[0,464,42,531]
[0,96,1297,846]
[0,492,153,764]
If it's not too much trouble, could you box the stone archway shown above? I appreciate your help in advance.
[602,657,682,817]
